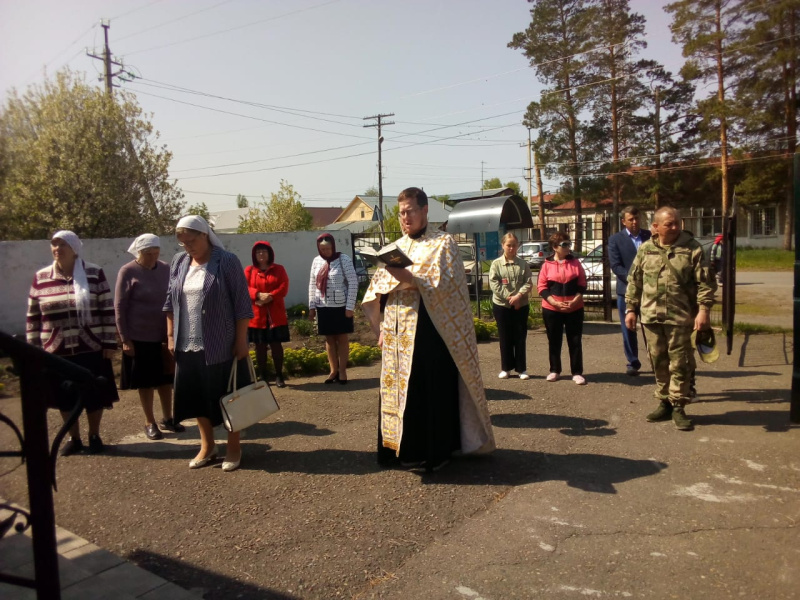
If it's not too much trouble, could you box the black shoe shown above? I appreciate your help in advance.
[159,418,186,433]
[145,423,163,440]
[625,367,640,377]
[338,378,348,385]
[59,437,84,457]
[275,376,286,388]
[87,434,104,454]
[324,373,339,384]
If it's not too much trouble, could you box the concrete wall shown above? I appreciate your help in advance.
[0,231,353,337]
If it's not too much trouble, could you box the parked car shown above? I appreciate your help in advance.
[353,251,371,285]
[518,241,551,269]
[579,245,616,298]
[458,243,483,297]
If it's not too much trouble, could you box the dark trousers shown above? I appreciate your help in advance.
[617,296,641,370]
[542,308,584,375]
[492,303,529,373]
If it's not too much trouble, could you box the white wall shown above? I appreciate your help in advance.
[0,231,353,337]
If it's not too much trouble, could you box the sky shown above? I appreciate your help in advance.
[0,0,684,214]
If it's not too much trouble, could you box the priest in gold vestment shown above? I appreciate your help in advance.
[362,187,495,472]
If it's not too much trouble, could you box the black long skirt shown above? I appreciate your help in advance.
[120,340,174,390]
[174,351,251,427]
[47,350,119,412]
[377,299,461,466]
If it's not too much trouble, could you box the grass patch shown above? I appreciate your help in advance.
[736,248,794,271]
[728,322,792,335]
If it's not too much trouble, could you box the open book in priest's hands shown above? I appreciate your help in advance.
[359,242,413,268]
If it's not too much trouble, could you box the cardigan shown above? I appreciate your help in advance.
[163,247,253,365]
[27,261,117,354]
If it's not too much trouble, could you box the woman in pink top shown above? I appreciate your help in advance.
[537,231,588,385]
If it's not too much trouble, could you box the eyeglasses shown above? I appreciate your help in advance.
[558,241,572,248]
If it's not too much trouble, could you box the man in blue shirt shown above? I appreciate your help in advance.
[608,206,651,376]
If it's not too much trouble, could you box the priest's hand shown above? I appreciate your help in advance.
[386,266,414,286]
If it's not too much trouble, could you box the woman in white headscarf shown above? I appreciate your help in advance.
[115,234,184,442]
[164,216,253,472]
[26,230,119,456]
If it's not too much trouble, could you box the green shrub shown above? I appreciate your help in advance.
[286,303,309,318]
[284,347,329,375]
[293,318,316,337]
[349,342,382,366]
[473,318,497,342]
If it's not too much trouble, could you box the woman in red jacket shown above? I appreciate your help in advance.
[537,231,588,385]
[245,241,290,387]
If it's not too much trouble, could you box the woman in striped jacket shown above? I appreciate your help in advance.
[26,230,119,456]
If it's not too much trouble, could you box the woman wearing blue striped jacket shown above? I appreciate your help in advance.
[164,216,253,473]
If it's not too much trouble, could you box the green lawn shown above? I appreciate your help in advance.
[736,248,794,271]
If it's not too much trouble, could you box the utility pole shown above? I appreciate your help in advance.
[522,131,534,240]
[87,20,123,95]
[653,85,662,209]
[364,113,394,246]
[87,20,160,222]
[533,150,547,241]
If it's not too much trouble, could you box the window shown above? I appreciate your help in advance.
[361,210,365,218]
[752,207,777,236]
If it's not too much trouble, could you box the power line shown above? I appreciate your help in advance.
[122,0,344,55]
[116,0,235,42]
[110,0,165,20]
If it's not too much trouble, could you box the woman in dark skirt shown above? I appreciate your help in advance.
[26,230,119,456]
[244,240,290,388]
[307,234,359,384]
[115,233,184,441]
[164,216,253,473]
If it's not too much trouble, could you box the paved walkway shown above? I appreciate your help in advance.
[0,503,200,600]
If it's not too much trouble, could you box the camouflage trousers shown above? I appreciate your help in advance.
[642,324,693,406]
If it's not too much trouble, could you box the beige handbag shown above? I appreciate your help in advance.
[219,358,279,432]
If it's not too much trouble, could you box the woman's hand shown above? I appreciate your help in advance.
[377,331,384,349]
[234,338,249,360]
[308,308,316,321]
[122,341,135,357]
[345,309,354,318]
[167,336,175,354]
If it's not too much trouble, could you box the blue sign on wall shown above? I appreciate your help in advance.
[476,231,501,262]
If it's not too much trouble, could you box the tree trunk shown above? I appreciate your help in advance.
[654,86,662,210]
[610,44,620,234]
[782,7,797,251]
[715,1,731,221]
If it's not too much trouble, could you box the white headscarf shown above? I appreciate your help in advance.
[176,215,223,249]
[127,233,160,257]
[52,230,92,327]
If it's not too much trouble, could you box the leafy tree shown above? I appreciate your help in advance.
[0,69,183,240]
[363,186,379,197]
[584,0,648,231]
[730,0,798,249]
[237,180,313,233]
[510,0,595,252]
[482,178,526,201]
[666,0,746,222]
[366,205,402,242]
[185,202,211,222]
[236,194,249,208]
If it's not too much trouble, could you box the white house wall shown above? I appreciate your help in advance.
[0,231,353,337]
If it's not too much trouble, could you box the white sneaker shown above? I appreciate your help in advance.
[572,374,587,385]
[518,372,530,380]
[546,372,559,382]
[498,371,509,379]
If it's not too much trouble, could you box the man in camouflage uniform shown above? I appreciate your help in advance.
[624,207,716,430]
